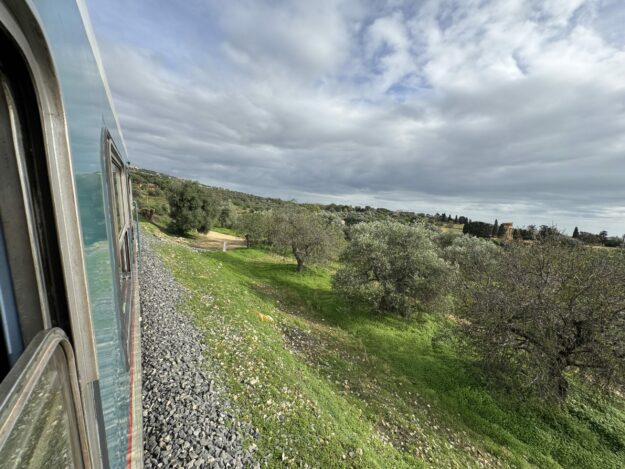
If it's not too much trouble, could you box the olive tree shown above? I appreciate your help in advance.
[457,237,625,401]
[167,181,217,234]
[218,201,238,228]
[268,208,345,272]
[333,221,453,317]
[443,235,501,282]
[235,211,271,247]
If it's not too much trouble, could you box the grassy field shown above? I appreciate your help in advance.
[142,223,625,468]
[211,226,241,237]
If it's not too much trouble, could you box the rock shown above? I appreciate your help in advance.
[140,234,259,467]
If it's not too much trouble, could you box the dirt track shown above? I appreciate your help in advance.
[188,231,246,251]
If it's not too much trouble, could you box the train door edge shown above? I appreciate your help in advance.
[0,2,106,468]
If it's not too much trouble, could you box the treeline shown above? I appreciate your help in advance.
[130,167,623,249]
[130,171,344,271]
[318,204,469,227]
[131,168,469,231]
[130,167,290,222]
[573,226,624,247]
[463,220,624,247]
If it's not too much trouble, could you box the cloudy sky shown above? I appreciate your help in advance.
[86,0,625,235]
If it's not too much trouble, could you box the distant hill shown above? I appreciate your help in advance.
[130,167,464,232]
[129,167,622,246]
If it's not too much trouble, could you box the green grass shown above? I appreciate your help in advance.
[212,226,241,236]
[143,223,625,468]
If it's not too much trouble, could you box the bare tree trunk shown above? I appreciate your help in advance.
[293,247,305,272]
[549,357,569,401]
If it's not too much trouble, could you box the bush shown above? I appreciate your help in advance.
[333,221,453,317]
[456,237,625,402]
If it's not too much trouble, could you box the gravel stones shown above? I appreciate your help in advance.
[140,235,259,468]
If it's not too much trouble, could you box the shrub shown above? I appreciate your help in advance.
[434,230,462,249]
[333,221,453,317]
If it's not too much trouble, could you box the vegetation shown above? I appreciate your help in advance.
[442,234,501,280]
[268,208,345,272]
[463,220,494,238]
[144,222,625,468]
[167,180,219,234]
[456,236,625,402]
[235,211,271,247]
[333,221,452,317]
[131,168,622,248]
[576,230,624,247]
[491,219,499,238]
[133,168,625,407]
[218,201,239,229]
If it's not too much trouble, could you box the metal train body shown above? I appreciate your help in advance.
[0,1,142,467]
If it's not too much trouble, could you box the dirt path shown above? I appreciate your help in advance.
[146,224,247,251]
[187,231,246,251]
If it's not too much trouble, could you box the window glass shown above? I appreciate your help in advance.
[0,220,23,376]
[0,347,83,468]
[111,159,124,236]
[106,138,132,368]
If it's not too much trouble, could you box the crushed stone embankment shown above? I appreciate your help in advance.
[140,234,259,468]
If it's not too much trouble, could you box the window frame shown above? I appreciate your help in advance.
[103,133,133,368]
[0,328,90,467]
[0,2,106,465]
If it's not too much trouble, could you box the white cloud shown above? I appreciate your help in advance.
[364,11,416,92]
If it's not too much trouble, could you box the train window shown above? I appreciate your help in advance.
[111,159,124,236]
[0,223,23,378]
[0,16,89,469]
[105,135,133,366]
[0,330,87,468]
[0,69,45,372]
[107,140,132,278]
[0,29,71,358]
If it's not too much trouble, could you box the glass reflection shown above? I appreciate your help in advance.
[0,348,82,468]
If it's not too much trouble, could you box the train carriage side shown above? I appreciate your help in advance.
[0,1,142,468]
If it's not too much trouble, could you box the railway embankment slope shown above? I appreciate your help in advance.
[139,223,625,468]
[140,234,259,468]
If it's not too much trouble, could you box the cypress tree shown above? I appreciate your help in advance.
[492,219,499,238]
[573,226,579,238]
